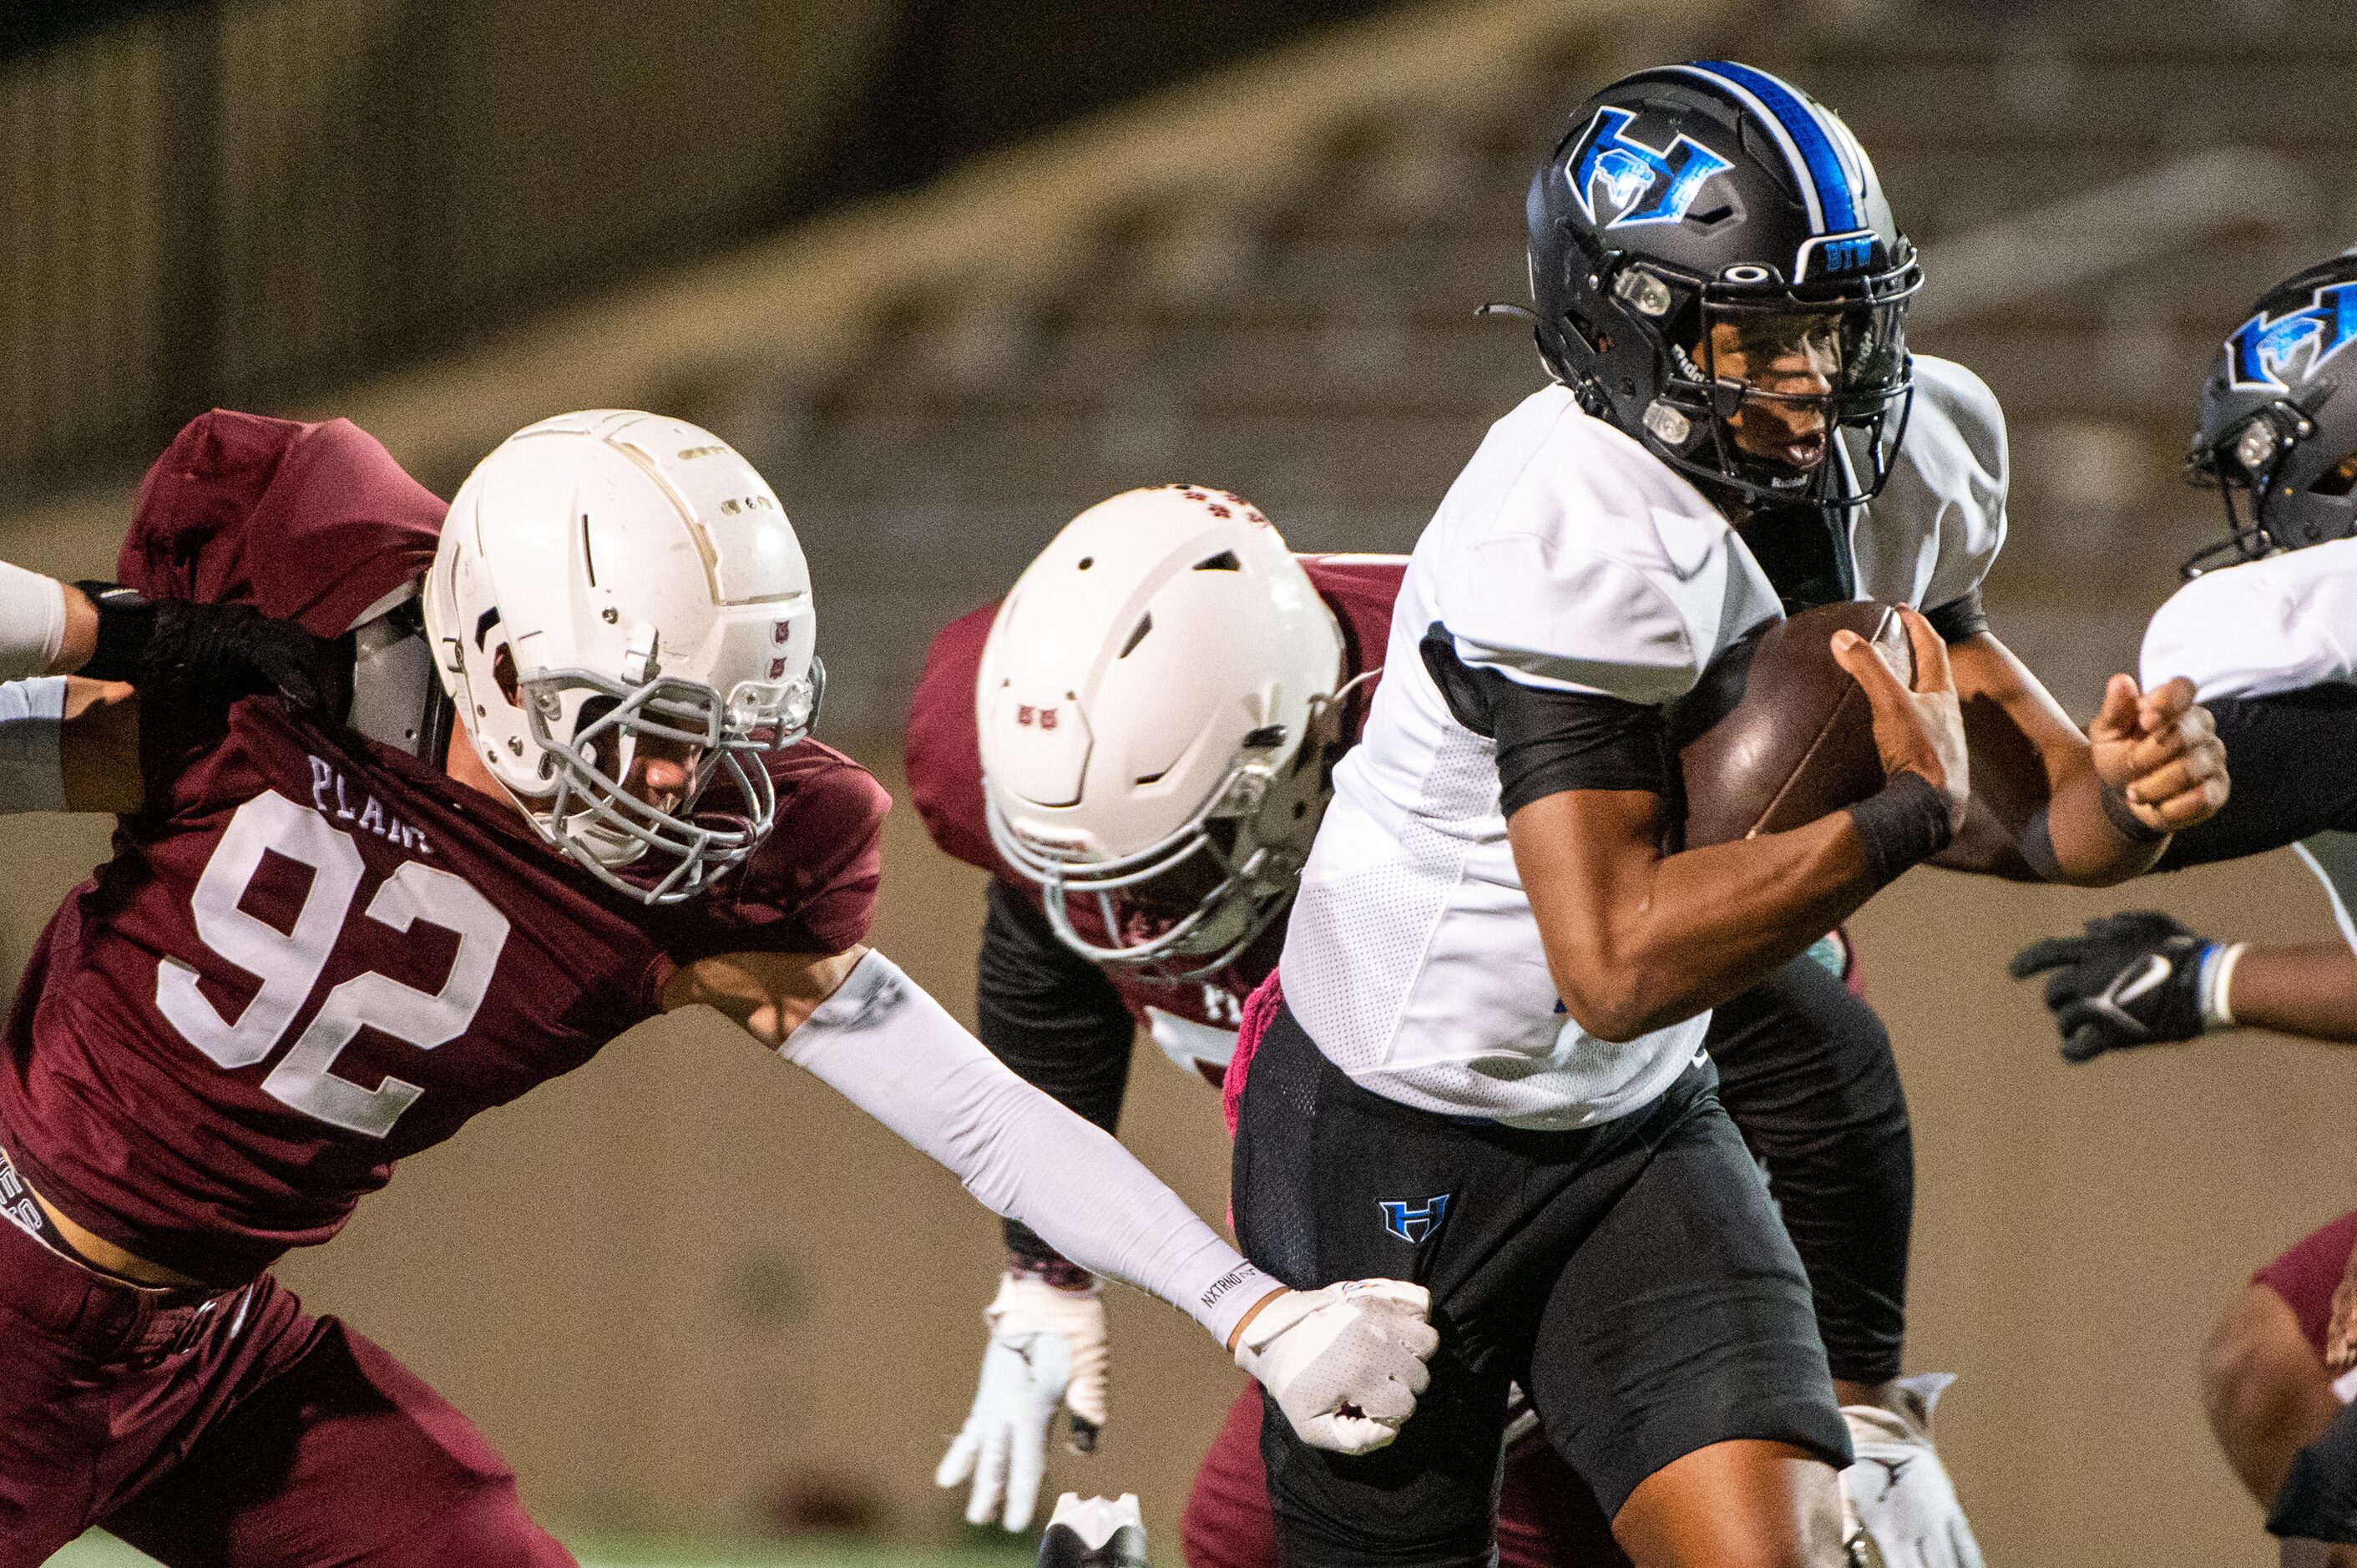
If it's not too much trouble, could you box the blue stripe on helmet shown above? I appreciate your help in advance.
[1685,60,1861,235]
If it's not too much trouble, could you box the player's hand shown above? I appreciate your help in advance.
[1232,1279,1437,1455]
[138,599,350,716]
[1832,608,1968,822]
[934,1270,1110,1532]
[2088,673,2228,836]
[2007,911,2218,1062]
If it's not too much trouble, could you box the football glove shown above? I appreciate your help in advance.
[2271,1398,2357,1544]
[1232,1279,1437,1456]
[1841,1375,1986,1568]
[2007,911,2234,1063]
[80,585,350,717]
[935,1271,1110,1532]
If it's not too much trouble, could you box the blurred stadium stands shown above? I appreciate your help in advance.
[14,0,2339,736]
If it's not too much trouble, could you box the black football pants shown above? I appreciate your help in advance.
[1705,952,1912,1386]
[1233,998,1849,1567]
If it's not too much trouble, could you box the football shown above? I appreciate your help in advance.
[1672,601,1912,850]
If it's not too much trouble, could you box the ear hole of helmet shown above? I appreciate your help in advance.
[491,645,520,706]
[2314,451,2357,497]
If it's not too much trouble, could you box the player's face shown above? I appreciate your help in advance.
[1704,312,1840,474]
[582,728,705,817]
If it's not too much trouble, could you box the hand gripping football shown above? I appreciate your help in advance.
[1671,602,1913,850]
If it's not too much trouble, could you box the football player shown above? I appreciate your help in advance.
[907,485,1961,1566]
[2010,253,2357,1561]
[0,409,1439,1568]
[1232,60,2223,1568]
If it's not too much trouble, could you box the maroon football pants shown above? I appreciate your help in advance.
[0,1216,572,1568]
[1180,1383,1631,1568]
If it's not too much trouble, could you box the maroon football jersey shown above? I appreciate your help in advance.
[2257,1211,2357,1362]
[903,555,1404,1038]
[0,412,887,1286]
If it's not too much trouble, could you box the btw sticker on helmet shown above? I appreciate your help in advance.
[2227,281,2357,391]
[1565,105,1734,230]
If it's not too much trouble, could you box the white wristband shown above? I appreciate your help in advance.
[2201,941,2248,1031]
[0,566,67,683]
[0,677,66,814]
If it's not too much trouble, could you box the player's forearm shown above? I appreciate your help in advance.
[0,564,92,680]
[1949,635,2173,887]
[777,949,1275,1343]
[2027,763,2172,886]
[1515,791,1909,1041]
[2222,943,2357,1044]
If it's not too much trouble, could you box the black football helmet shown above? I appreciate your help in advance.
[1525,62,1919,512]
[2183,253,2357,577]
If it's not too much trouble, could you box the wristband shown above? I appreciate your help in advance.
[2198,941,2246,1031]
[2098,780,2168,845]
[73,583,157,684]
[1848,771,1955,887]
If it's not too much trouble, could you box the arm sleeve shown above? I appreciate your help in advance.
[781,950,1271,1343]
[975,878,1140,1266]
[2157,689,2357,869]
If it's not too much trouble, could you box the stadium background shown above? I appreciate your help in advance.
[4,0,2355,1561]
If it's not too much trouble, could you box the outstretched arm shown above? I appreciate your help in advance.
[667,944,1439,1459]
[2013,913,2357,1057]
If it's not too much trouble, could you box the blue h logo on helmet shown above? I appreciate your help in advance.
[2228,283,2357,391]
[1565,106,1733,230]
[1378,1194,1452,1244]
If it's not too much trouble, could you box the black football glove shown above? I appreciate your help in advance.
[2006,910,2218,1063]
[78,585,350,718]
[2270,1399,2357,1544]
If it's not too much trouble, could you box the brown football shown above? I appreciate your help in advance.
[1670,601,1912,850]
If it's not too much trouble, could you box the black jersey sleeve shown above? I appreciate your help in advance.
[2157,687,2357,870]
[974,876,1140,1267]
[1419,622,1667,815]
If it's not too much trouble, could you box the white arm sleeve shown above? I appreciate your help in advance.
[779,949,1273,1344]
[0,565,68,683]
[0,677,67,814]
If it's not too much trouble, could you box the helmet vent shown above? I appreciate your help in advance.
[1193,551,1242,572]
[579,512,599,586]
[1134,768,1168,786]
[1119,613,1153,658]
[1243,724,1287,750]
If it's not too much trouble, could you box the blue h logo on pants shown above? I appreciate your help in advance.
[1378,1194,1451,1244]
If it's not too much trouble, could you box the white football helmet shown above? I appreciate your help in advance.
[425,411,823,903]
[978,485,1348,977]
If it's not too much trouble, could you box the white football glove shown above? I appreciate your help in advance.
[934,1272,1110,1532]
[1841,1374,1987,1568]
[1232,1279,1437,1455]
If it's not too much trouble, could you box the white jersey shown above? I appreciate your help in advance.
[1281,357,2007,1129]
[2142,540,2357,956]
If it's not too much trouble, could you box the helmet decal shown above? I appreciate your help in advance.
[1565,106,1735,230]
[1672,61,1864,235]
[2225,281,2357,391]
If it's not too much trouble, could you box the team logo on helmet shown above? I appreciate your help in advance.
[2226,281,2357,391]
[1565,105,1734,230]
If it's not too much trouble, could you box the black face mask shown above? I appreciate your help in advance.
[1739,503,1855,613]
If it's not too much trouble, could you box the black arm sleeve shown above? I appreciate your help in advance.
[1419,622,1667,816]
[2156,687,2357,870]
[1922,587,1990,644]
[974,877,1140,1267]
